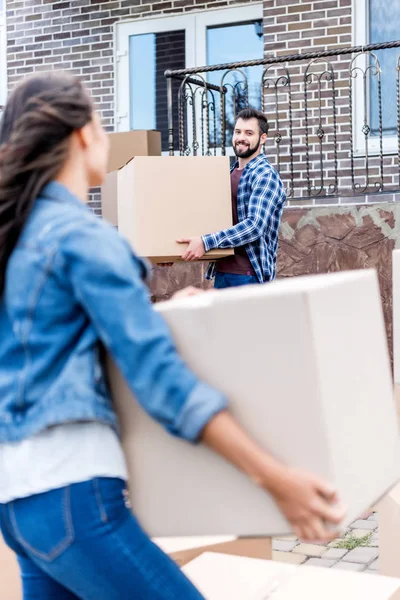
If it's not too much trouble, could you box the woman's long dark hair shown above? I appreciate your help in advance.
[0,72,93,295]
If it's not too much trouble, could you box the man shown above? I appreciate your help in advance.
[178,108,286,289]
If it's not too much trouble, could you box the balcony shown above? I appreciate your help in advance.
[165,40,400,205]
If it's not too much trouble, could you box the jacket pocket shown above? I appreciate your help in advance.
[9,486,75,562]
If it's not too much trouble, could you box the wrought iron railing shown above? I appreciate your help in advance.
[165,40,400,203]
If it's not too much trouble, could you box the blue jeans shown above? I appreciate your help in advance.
[214,272,260,289]
[0,478,205,600]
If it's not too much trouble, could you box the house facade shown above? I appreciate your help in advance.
[4,0,400,354]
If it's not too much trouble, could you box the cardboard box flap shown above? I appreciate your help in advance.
[182,552,295,600]
[170,537,272,568]
[153,535,236,555]
[107,130,161,173]
[183,553,400,600]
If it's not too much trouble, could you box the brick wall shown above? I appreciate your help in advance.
[263,0,351,55]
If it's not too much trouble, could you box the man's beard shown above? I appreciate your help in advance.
[233,135,261,159]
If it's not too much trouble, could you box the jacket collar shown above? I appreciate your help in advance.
[230,153,269,173]
[40,181,88,211]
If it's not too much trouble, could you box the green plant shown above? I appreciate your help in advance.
[333,532,372,550]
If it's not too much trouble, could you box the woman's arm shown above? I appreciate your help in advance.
[202,410,345,542]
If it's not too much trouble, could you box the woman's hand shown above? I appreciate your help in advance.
[266,466,345,542]
[172,286,204,300]
[201,410,346,543]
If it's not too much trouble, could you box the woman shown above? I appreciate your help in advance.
[0,72,345,599]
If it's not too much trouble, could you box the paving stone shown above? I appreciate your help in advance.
[273,551,306,565]
[369,558,380,571]
[345,547,379,565]
[304,558,337,568]
[368,513,379,522]
[349,520,377,531]
[293,544,326,557]
[350,529,374,539]
[370,534,379,547]
[307,540,329,546]
[275,535,298,542]
[332,561,366,572]
[323,548,348,560]
[328,538,345,548]
[272,540,299,552]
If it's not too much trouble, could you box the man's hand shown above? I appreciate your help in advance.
[177,237,206,261]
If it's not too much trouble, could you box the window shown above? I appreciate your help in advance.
[115,4,263,153]
[129,29,186,134]
[354,0,400,154]
[206,20,263,148]
[369,0,399,137]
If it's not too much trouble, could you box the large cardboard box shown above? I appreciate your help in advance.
[182,552,400,600]
[102,130,162,226]
[105,155,234,263]
[111,269,400,538]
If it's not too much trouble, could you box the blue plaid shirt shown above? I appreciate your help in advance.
[203,154,286,283]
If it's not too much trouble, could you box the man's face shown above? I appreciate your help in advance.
[232,117,266,159]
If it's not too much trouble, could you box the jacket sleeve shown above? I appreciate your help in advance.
[57,219,227,442]
[202,169,285,250]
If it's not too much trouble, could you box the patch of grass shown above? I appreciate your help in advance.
[333,532,372,551]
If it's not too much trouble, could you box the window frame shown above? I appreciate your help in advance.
[114,2,263,152]
[352,0,398,156]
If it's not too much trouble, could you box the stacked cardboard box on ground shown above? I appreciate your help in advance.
[111,269,399,540]
[182,552,400,600]
[379,249,400,578]
[101,130,162,227]
[101,130,234,263]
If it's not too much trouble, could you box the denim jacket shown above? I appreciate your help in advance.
[0,182,227,443]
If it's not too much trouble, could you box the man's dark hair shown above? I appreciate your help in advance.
[235,108,269,136]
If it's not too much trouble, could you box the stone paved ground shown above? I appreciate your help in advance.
[273,511,380,573]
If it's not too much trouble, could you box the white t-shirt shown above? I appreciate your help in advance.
[0,422,128,503]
